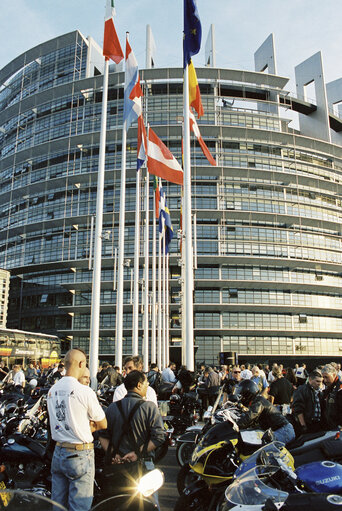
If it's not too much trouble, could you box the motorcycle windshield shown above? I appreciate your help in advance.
[234,441,286,478]
[0,490,67,511]
[225,465,289,506]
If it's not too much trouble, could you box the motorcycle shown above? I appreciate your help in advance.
[92,468,164,511]
[175,438,293,511]
[162,392,201,440]
[175,389,225,467]
[222,464,342,511]
[0,489,67,511]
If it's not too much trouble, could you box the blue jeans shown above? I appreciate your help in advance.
[273,422,296,445]
[51,446,95,511]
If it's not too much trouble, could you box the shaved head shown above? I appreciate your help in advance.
[64,349,87,379]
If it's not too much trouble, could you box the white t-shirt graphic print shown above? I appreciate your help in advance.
[47,376,105,444]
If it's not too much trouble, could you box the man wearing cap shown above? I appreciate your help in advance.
[47,348,107,511]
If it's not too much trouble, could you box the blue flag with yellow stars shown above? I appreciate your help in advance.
[183,0,202,68]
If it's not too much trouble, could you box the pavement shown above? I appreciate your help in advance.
[158,446,179,511]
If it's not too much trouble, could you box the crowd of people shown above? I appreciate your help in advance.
[0,355,341,511]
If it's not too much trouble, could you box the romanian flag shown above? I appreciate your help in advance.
[147,128,183,186]
[103,0,124,64]
[188,60,204,118]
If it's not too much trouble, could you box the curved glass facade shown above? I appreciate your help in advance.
[1,31,342,364]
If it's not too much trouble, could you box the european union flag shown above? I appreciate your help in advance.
[183,0,202,68]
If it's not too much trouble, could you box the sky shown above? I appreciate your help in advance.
[0,0,341,97]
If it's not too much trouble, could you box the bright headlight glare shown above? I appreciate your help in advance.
[137,469,164,497]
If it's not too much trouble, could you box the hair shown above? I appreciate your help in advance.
[58,363,64,370]
[114,366,120,371]
[322,364,338,376]
[123,355,143,368]
[168,361,176,367]
[285,367,297,385]
[102,362,109,368]
[124,370,146,391]
[150,363,158,370]
[309,369,323,380]
[272,366,282,378]
[252,365,260,374]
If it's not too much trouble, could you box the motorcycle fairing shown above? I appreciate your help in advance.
[296,461,342,494]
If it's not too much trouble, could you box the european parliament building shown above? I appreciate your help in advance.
[1,29,342,365]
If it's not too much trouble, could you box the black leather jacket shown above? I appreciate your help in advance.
[292,382,323,428]
[323,377,342,429]
[237,395,289,431]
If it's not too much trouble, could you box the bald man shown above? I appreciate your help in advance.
[47,348,107,511]
[79,367,91,386]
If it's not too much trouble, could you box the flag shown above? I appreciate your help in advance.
[188,60,204,118]
[153,176,160,219]
[103,0,124,63]
[183,0,202,68]
[129,75,145,171]
[129,74,143,118]
[147,128,183,186]
[124,38,140,130]
[136,115,147,171]
[189,109,216,165]
[159,183,174,254]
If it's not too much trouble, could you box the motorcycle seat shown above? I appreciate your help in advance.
[321,438,342,460]
[286,430,325,450]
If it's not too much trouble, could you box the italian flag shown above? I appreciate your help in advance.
[103,0,124,63]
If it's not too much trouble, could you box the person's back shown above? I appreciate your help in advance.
[99,370,166,491]
[47,348,107,511]
[236,380,295,445]
[177,367,194,393]
[269,376,293,405]
[147,365,161,392]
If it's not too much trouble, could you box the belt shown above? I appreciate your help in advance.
[56,442,94,451]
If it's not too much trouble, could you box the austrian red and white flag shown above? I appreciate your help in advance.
[189,109,216,166]
[103,0,124,63]
[147,128,183,186]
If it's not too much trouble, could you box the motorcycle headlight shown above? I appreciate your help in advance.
[137,469,164,497]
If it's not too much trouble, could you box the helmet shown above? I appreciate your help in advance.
[28,378,38,388]
[235,380,259,406]
[169,394,181,404]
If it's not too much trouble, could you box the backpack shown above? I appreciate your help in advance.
[147,370,162,392]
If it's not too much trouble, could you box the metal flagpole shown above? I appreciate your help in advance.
[157,219,162,369]
[132,167,141,354]
[151,181,157,364]
[162,219,166,369]
[89,58,109,389]
[142,167,150,371]
[183,63,195,371]
[115,34,129,368]
[166,252,170,366]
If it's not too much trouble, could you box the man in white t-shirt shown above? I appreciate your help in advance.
[113,355,158,406]
[10,365,25,390]
[47,349,107,511]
